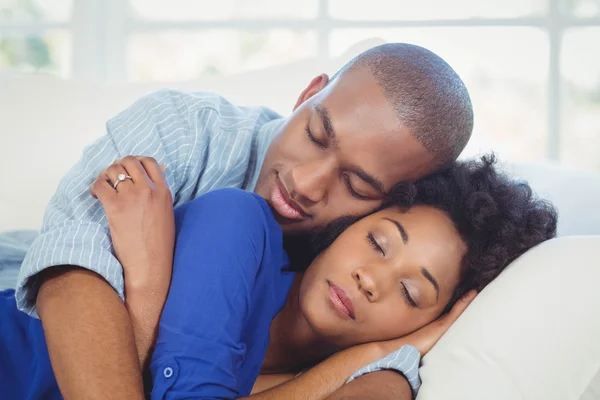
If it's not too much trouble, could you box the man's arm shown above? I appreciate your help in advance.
[326,370,412,400]
[247,348,416,400]
[240,341,395,400]
[243,291,477,400]
[37,267,144,399]
[16,90,200,399]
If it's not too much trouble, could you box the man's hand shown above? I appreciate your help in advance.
[91,155,175,368]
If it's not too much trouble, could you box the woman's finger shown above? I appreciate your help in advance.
[91,170,112,199]
[95,167,108,182]
[137,156,168,188]
[118,155,151,186]
[91,176,117,203]
[106,163,134,193]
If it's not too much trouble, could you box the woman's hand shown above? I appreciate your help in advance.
[244,293,477,400]
[90,155,174,368]
[378,290,478,357]
[91,155,174,294]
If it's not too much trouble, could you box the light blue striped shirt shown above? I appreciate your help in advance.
[15,89,284,316]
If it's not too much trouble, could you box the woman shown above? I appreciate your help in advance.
[0,155,557,399]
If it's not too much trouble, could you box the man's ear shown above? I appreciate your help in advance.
[293,74,329,111]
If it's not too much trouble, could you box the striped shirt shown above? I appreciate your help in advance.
[15,89,284,316]
[0,230,36,290]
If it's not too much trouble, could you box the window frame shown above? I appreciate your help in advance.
[1,0,600,161]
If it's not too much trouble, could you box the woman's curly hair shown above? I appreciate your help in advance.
[284,154,558,312]
[405,154,558,312]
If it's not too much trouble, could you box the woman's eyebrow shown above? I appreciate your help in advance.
[383,217,408,244]
[420,267,440,302]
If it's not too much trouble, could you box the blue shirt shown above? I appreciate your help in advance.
[0,289,60,400]
[150,188,294,399]
[15,90,284,317]
[0,188,294,399]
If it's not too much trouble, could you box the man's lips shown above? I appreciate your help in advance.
[327,280,356,320]
[270,179,309,221]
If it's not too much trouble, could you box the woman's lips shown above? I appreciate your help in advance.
[327,280,356,320]
[270,180,307,221]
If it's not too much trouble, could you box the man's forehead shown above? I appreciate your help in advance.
[313,107,432,185]
[316,85,402,141]
[311,71,436,183]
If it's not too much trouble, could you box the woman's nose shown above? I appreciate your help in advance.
[352,268,379,302]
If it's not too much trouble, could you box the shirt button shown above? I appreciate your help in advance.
[163,367,174,378]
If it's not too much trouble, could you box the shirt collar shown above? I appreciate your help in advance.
[247,117,287,192]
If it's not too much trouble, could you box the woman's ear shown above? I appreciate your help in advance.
[293,74,329,111]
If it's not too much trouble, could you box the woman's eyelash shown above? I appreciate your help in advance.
[366,233,385,256]
[401,283,418,308]
[306,126,326,149]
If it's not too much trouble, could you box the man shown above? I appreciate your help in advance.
[16,43,473,399]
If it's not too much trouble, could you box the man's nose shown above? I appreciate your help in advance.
[289,158,336,205]
[352,267,380,302]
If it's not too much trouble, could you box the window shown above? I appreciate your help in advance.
[0,0,72,77]
[1,0,599,170]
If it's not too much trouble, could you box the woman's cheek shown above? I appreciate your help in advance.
[369,309,413,340]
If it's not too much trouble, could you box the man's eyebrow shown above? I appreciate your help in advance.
[315,103,385,195]
[421,267,440,302]
[383,217,408,244]
[315,104,336,141]
[352,166,386,194]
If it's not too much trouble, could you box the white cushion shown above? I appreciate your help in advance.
[418,235,600,400]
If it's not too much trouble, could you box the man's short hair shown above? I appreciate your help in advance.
[333,43,474,168]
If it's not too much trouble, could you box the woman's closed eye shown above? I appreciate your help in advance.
[401,283,418,308]
[366,233,385,256]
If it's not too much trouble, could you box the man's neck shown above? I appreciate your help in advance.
[261,275,336,373]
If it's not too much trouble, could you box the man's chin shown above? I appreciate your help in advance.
[279,219,311,235]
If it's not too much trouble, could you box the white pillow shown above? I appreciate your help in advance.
[417,235,600,400]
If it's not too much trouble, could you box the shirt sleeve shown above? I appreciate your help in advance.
[150,188,271,400]
[15,89,213,316]
[346,345,422,398]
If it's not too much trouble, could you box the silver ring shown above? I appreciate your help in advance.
[113,173,133,190]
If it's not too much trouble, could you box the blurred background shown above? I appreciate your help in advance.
[1,0,599,171]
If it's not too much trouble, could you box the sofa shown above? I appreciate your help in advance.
[1,45,599,399]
